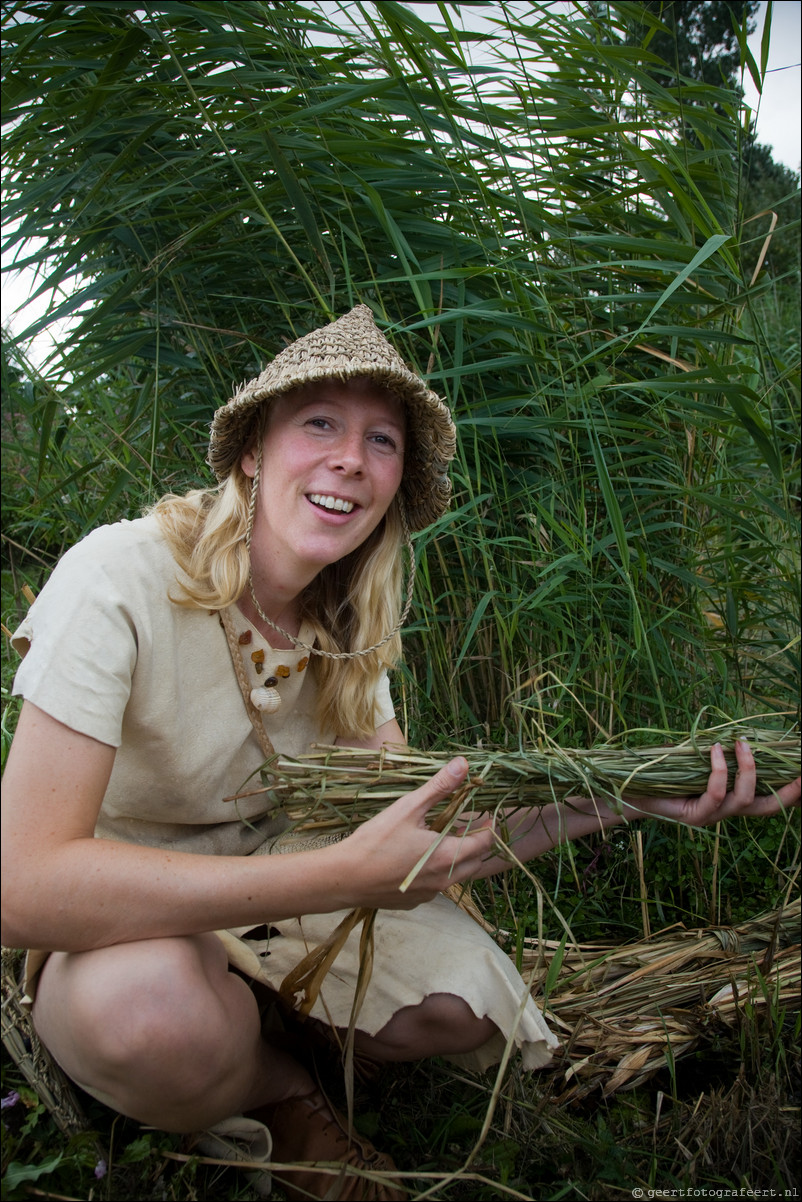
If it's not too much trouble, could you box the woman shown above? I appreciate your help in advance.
[2,305,799,1202]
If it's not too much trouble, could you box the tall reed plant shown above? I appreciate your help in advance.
[3,1,797,744]
[2,7,799,1196]
[2,2,799,920]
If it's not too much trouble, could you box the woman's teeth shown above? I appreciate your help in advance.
[308,494,355,513]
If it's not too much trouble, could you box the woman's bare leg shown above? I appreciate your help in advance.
[352,992,498,1062]
[33,933,314,1132]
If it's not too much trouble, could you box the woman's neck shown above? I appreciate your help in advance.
[237,552,311,648]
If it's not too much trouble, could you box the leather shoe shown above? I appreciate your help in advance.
[251,1087,405,1200]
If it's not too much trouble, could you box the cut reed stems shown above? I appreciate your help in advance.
[228,722,800,840]
[527,897,801,1100]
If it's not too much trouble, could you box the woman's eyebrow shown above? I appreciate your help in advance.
[295,396,406,434]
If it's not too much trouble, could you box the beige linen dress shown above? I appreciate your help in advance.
[12,515,558,1072]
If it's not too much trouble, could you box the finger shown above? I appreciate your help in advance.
[404,757,470,819]
[754,775,801,816]
[730,737,757,806]
[427,819,498,881]
[436,831,497,890]
[680,743,732,823]
[454,813,495,839]
[779,776,802,808]
[700,743,729,809]
[454,824,497,862]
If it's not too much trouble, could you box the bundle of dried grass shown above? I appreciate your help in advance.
[3,904,798,1142]
[5,725,794,1146]
[528,897,800,1101]
[228,722,800,842]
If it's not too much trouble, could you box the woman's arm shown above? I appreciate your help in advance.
[1,705,492,951]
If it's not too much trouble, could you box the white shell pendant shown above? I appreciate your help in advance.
[250,680,281,713]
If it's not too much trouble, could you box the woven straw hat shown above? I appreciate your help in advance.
[208,305,456,531]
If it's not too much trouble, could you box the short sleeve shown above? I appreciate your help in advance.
[11,524,148,747]
[373,669,395,728]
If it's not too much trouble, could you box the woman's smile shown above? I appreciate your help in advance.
[307,493,356,514]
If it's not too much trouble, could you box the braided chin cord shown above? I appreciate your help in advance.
[244,434,416,661]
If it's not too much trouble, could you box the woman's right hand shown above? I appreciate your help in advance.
[332,757,496,910]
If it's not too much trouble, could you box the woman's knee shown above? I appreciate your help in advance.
[414,993,498,1050]
[33,935,256,1088]
[362,993,498,1059]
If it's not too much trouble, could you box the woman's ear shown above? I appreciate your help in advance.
[241,409,269,478]
[241,442,258,478]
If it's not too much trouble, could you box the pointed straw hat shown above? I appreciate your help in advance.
[208,304,457,531]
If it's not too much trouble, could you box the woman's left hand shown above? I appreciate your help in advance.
[625,739,801,827]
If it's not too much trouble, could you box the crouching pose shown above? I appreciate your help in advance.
[3,306,799,1200]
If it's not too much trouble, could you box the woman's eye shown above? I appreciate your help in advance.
[371,432,398,451]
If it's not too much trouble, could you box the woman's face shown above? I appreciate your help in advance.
[241,378,406,584]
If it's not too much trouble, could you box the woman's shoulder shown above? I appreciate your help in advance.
[59,513,171,571]
[39,513,185,602]
[10,515,181,660]
[10,514,206,743]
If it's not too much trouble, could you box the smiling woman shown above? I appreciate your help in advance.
[0,305,550,1202]
[2,304,798,1202]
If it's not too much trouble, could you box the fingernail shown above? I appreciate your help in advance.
[738,737,750,749]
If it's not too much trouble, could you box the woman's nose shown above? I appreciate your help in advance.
[329,431,365,474]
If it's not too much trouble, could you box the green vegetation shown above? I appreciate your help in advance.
[2,1,799,1197]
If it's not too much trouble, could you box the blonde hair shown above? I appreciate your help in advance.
[149,451,405,738]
